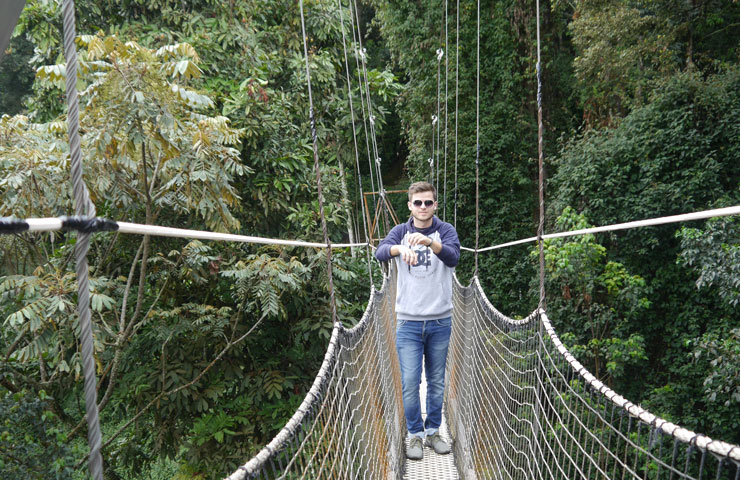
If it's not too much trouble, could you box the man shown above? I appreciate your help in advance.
[375,181,460,461]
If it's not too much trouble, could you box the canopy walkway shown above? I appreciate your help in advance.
[2,1,740,479]
[224,264,740,480]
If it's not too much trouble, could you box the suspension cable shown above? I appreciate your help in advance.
[536,0,546,310]
[436,48,443,193]
[348,2,376,215]
[337,0,375,286]
[299,0,339,324]
[474,0,481,276]
[351,0,391,234]
[443,0,449,222]
[61,1,103,478]
[454,0,459,228]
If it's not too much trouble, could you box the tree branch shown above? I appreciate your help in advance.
[74,311,268,469]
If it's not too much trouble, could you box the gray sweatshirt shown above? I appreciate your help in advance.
[375,216,461,321]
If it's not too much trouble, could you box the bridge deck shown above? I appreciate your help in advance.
[403,372,459,480]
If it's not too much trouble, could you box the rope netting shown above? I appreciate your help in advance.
[227,265,405,479]
[447,276,740,480]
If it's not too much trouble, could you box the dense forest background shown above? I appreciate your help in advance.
[1,0,739,478]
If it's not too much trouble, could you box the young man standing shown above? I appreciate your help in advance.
[375,181,460,460]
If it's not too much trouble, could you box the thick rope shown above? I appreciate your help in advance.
[458,205,740,252]
[536,0,546,310]
[299,0,339,324]
[61,1,103,479]
[0,217,369,248]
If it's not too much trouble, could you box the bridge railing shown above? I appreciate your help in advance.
[446,275,740,480]
[226,266,404,480]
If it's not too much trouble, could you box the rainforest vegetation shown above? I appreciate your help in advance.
[1,0,739,478]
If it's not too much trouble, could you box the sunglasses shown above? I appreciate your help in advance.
[412,200,435,207]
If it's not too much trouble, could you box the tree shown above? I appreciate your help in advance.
[536,207,649,390]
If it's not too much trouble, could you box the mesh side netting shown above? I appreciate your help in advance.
[227,265,405,480]
[447,276,740,480]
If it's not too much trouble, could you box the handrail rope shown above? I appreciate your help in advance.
[460,205,740,253]
[539,311,740,463]
[535,0,546,311]
[474,0,480,277]
[13,206,737,252]
[443,0,449,222]
[337,0,374,286]
[0,217,370,248]
[61,1,104,478]
[454,0,459,229]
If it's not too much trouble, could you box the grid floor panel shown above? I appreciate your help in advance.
[403,372,459,480]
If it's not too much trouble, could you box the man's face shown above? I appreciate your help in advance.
[408,191,437,223]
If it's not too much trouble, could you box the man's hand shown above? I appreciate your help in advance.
[393,245,418,265]
[406,233,432,247]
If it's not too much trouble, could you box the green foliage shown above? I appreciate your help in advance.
[0,37,35,116]
[536,208,649,386]
[559,0,740,125]
[0,390,81,479]
[677,217,740,443]
[550,67,740,442]
[678,216,740,307]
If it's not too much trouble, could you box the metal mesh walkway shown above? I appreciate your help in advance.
[403,372,459,480]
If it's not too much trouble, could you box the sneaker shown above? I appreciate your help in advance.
[407,436,424,460]
[425,432,451,454]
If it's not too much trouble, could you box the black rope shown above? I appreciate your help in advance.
[62,217,120,234]
[0,217,121,235]
[0,218,30,234]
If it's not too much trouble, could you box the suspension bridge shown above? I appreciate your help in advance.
[1,0,740,479]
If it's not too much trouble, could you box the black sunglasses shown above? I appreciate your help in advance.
[412,200,435,207]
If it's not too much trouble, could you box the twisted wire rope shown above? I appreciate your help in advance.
[61,1,103,478]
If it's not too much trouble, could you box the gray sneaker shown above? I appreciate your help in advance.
[407,436,424,460]
[425,433,451,454]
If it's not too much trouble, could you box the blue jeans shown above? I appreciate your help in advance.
[396,317,452,438]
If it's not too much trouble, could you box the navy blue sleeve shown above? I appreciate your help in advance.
[375,224,406,262]
[436,222,460,268]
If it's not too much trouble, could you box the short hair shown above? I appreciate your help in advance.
[407,181,437,201]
